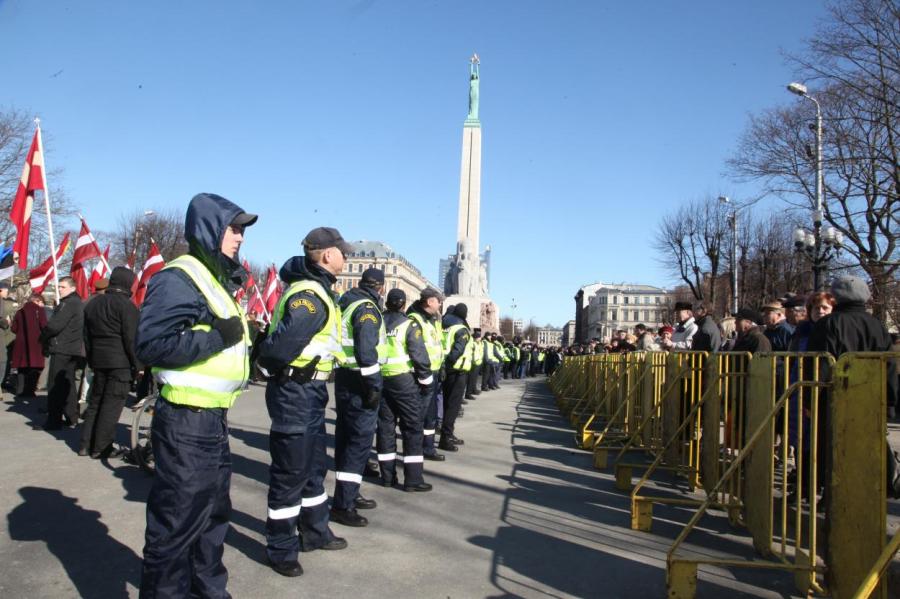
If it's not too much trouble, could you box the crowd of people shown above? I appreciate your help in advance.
[2,191,897,597]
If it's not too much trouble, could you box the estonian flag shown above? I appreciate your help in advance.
[0,247,14,281]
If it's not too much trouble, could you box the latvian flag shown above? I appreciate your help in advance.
[29,233,71,294]
[133,242,165,306]
[9,129,46,269]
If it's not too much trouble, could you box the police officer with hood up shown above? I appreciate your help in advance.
[257,227,352,577]
[329,267,387,528]
[377,288,433,491]
[137,193,256,597]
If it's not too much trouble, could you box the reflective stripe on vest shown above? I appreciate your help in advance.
[409,312,442,371]
[381,318,413,376]
[270,279,342,373]
[152,255,250,409]
[339,298,387,373]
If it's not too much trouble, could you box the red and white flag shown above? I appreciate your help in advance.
[88,246,111,292]
[72,218,102,266]
[263,265,281,317]
[133,242,165,306]
[28,233,71,294]
[10,129,46,269]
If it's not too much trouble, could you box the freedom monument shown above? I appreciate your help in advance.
[443,54,499,333]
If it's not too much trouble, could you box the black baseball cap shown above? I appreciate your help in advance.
[302,227,353,255]
[230,212,258,227]
[361,267,385,286]
[386,288,406,305]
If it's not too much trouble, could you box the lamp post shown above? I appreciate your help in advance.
[787,82,834,290]
[718,196,739,315]
[510,298,517,339]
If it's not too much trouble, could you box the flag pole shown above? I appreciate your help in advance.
[77,213,111,273]
[35,119,60,304]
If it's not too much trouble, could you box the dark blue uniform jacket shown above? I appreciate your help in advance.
[136,193,248,371]
[338,286,384,395]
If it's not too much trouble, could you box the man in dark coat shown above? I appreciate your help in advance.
[761,301,793,351]
[41,276,85,429]
[80,267,141,458]
[691,303,722,353]
[732,308,772,354]
[11,294,47,397]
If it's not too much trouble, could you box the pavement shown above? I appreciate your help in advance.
[0,376,851,598]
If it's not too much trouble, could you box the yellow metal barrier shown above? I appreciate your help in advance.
[665,352,900,598]
[550,349,900,598]
[613,352,707,496]
[628,352,751,531]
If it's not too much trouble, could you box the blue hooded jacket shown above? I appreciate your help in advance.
[135,193,249,369]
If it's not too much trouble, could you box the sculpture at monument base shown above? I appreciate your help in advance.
[443,295,499,334]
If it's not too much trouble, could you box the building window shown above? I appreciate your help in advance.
[624,296,629,304]
[644,310,650,321]
[391,281,398,289]
[392,265,398,275]
[655,296,661,304]
[633,310,639,321]
[611,310,617,321]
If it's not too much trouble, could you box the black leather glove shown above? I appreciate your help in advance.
[212,316,244,347]
[363,388,382,410]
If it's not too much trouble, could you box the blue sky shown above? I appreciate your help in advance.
[0,1,830,327]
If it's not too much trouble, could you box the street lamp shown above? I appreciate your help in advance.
[787,81,831,290]
[510,298,517,339]
[718,196,739,315]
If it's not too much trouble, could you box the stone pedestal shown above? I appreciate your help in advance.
[444,295,499,334]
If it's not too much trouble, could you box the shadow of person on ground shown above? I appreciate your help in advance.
[7,486,141,599]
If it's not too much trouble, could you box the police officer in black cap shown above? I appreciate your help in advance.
[258,226,351,577]
[407,287,446,461]
[330,267,386,528]
[376,288,432,491]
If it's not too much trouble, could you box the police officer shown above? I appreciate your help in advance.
[440,303,471,451]
[488,333,504,389]
[466,329,483,399]
[330,267,386,528]
[377,289,433,491]
[258,227,351,577]
[407,288,445,461]
[481,332,495,392]
[137,193,255,597]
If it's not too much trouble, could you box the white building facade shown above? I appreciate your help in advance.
[586,284,672,342]
[338,240,438,300]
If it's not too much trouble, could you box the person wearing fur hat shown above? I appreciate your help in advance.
[81,266,140,459]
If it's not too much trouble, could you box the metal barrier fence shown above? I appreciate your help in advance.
[550,350,900,598]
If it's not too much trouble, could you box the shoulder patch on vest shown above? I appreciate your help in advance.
[290,297,317,313]
[358,313,378,325]
[415,328,422,339]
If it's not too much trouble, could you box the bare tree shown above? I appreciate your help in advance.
[729,0,898,319]
[0,108,78,275]
[654,196,729,306]
[101,208,188,268]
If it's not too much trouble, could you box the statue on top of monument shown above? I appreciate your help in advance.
[467,53,480,121]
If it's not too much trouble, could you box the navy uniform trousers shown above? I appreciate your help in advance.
[332,369,379,511]
[421,377,440,456]
[441,369,467,438]
[141,398,231,599]
[265,379,334,564]
[377,374,425,485]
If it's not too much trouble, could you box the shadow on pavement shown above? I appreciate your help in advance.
[471,380,799,599]
[7,486,141,598]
